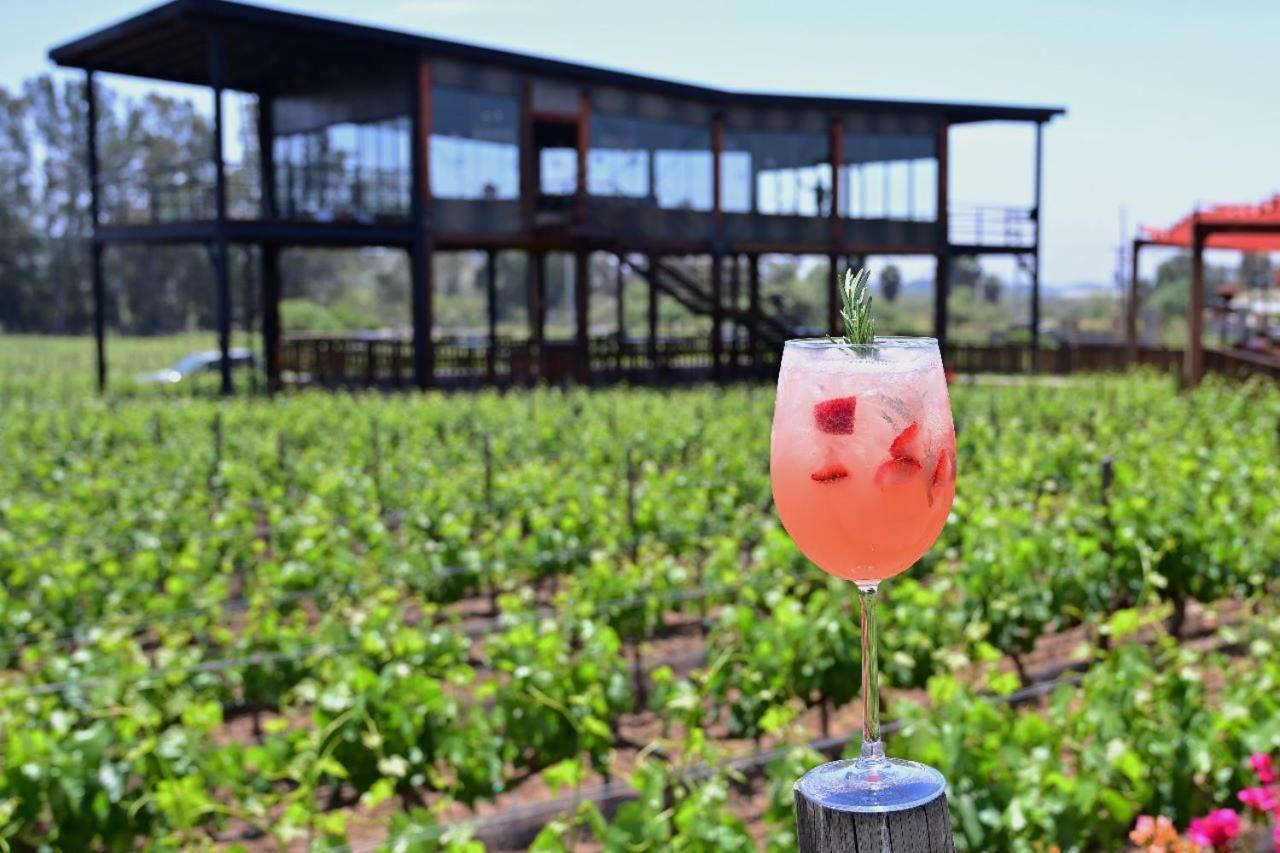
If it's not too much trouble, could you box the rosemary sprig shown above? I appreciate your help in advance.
[835,267,876,346]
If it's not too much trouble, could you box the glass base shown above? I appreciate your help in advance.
[795,757,947,813]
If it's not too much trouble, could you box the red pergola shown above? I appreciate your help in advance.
[1128,192,1280,383]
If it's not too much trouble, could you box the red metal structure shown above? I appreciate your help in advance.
[1128,193,1280,384]
[50,0,1064,393]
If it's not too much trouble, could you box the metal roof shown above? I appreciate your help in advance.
[50,0,1065,124]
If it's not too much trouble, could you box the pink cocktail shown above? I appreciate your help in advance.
[772,337,954,813]
[771,339,955,582]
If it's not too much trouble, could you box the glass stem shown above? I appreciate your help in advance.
[857,582,885,763]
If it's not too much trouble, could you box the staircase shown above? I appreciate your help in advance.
[626,255,797,349]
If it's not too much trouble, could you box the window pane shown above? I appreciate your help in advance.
[431,86,520,200]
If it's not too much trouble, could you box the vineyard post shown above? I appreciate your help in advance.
[1100,455,1114,505]
[151,413,163,445]
[276,431,287,472]
[483,436,494,506]
[210,413,223,492]
[625,446,637,557]
[370,418,383,513]
[795,791,955,853]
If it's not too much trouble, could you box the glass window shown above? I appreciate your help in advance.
[588,113,712,210]
[721,130,830,216]
[273,115,411,220]
[540,149,578,196]
[841,130,936,221]
[431,87,520,200]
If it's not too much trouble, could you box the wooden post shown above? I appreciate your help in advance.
[1126,239,1142,365]
[1185,221,1206,386]
[795,791,955,853]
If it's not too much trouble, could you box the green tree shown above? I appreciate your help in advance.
[980,274,1002,305]
[950,255,982,292]
[879,264,902,303]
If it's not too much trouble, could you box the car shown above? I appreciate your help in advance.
[137,348,257,384]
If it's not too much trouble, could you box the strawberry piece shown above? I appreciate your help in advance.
[810,464,850,483]
[889,422,921,460]
[813,397,856,435]
[874,456,923,488]
[932,448,955,487]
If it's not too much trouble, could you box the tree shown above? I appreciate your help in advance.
[879,265,902,303]
[980,274,1002,305]
[950,256,981,292]
[1239,252,1273,291]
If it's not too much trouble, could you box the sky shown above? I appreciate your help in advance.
[4,0,1278,287]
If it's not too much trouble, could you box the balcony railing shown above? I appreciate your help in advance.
[949,204,1037,248]
[95,160,411,226]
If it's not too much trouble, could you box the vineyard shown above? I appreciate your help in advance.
[2,342,1280,851]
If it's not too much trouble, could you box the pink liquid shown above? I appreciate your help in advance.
[770,342,955,583]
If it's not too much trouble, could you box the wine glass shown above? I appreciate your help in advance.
[770,336,955,811]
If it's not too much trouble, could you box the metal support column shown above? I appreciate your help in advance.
[257,92,280,393]
[532,251,546,382]
[261,246,281,393]
[409,58,434,389]
[210,30,233,395]
[486,249,498,384]
[1186,223,1206,386]
[828,254,841,334]
[710,253,724,381]
[1030,120,1044,359]
[748,253,761,377]
[728,254,740,378]
[1126,239,1143,365]
[934,120,950,351]
[647,255,659,377]
[86,70,106,394]
[615,253,627,379]
[575,249,591,382]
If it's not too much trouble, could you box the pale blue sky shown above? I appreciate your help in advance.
[5,0,1278,285]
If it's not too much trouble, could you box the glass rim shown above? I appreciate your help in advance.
[784,336,939,349]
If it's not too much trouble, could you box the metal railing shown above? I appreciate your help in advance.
[95,160,411,225]
[276,335,1280,388]
[949,203,1037,248]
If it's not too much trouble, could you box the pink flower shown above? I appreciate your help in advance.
[1130,815,1156,845]
[1130,814,1182,848]
[1186,809,1239,848]
[1238,785,1278,812]
[1251,752,1275,784]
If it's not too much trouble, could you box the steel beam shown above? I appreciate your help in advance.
[210,28,233,395]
